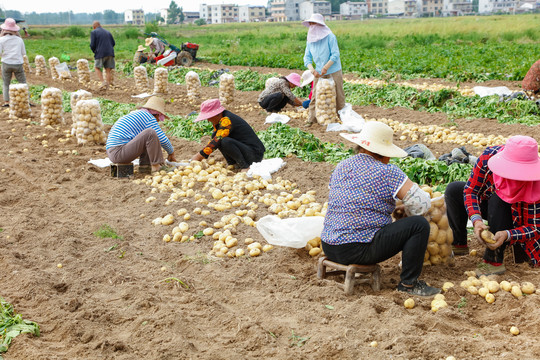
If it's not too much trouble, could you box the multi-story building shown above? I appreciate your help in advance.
[442,0,473,15]
[270,0,304,21]
[368,0,389,14]
[239,5,266,22]
[199,4,212,24]
[200,4,238,24]
[340,1,369,18]
[125,9,145,25]
[478,0,516,13]
[299,1,332,19]
[416,0,444,16]
[388,0,418,15]
[184,12,201,24]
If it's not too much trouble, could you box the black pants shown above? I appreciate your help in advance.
[259,92,289,113]
[322,216,429,285]
[219,137,263,169]
[445,181,527,263]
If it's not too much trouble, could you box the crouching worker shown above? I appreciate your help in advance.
[258,73,304,113]
[191,99,265,169]
[106,96,176,173]
[321,121,440,297]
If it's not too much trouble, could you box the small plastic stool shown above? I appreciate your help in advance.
[110,163,134,178]
[317,256,381,295]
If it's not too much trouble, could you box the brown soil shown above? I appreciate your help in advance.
[1,65,539,359]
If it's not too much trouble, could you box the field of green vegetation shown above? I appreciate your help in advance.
[26,14,540,81]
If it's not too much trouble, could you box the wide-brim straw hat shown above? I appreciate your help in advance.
[137,45,146,52]
[144,37,153,46]
[302,13,326,27]
[139,96,169,119]
[301,70,314,87]
[195,99,225,122]
[285,73,302,87]
[340,121,407,158]
[487,135,540,181]
[1,18,19,32]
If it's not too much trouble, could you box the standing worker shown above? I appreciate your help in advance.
[302,13,345,126]
[0,18,27,107]
[90,21,115,91]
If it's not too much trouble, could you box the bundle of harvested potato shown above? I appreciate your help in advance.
[40,88,64,126]
[73,99,107,145]
[185,71,201,103]
[306,236,323,257]
[153,67,168,94]
[35,55,47,76]
[8,84,31,119]
[315,78,339,125]
[421,186,453,266]
[219,73,235,105]
[23,55,30,74]
[134,66,149,93]
[48,57,60,80]
[76,59,91,84]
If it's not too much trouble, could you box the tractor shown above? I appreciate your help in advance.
[144,32,199,67]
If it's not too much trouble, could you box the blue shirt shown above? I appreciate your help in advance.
[321,154,407,245]
[303,33,342,75]
[106,110,173,154]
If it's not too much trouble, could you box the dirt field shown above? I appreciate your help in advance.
[1,63,539,359]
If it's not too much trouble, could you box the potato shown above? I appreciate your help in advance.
[431,197,444,208]
[309,247,322,257]
[235,248,245,257]
[460,280,471,289]
[439,244,452,257]
[511,286,523,298]
[442,282,454,292]
[429,254,442,265]
[428,222,439,242]
[510,326,519,336]
[481,229,495,244]
[219,73,235,105]
[478,287,489,298]
[487,281,500,293]
[249,248,261,257]
[431,299,447,312]
[500,280,512,292]
[435,229,447,245]
[485,293,495,303]
[161,214,174,225]
[521,282,536,295]
[446,229,454,245]
[468,286,478,295]
[429,207,443,223]
[307,237,321,248]
[404,298,415,309]
[427,242,440,256]
[262,244,274,252]
[437,215,449,230]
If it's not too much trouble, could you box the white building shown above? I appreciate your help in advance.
[159,8,168,25]
[199,4,212,23]
[124,9,145,25]
[340,1,369,17]
[478,0,516,13]
[211,4,239,23]
[270,0,304,21]
[299,1,332,19]
[239,5,266,22]
[442,0,473,15]
[388,0,417,15]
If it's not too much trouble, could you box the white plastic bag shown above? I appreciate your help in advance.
[55,62,71,79]
[473,86,511,98]
[256,215,325,248]
[264,113,290,124]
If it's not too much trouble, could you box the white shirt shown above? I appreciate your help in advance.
[0,35,26,65]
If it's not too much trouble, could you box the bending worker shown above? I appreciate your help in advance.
[106,96,176,173]
[145,37,165,61]
[258,73,304,113]
[191,99,265,169]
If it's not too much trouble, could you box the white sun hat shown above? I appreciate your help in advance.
[340,121,407,158]
[302,13,326,27]
[301,70,314,87]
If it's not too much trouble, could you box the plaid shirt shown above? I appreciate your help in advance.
[464,145,540,265]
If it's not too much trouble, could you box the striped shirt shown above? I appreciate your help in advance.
[321,153,407,245]
[464,145,540,265]
[106,109,173,154]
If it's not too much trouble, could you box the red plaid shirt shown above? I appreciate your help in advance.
[464,145,540,266]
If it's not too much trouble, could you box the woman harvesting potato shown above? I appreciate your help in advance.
[321,121,440,297]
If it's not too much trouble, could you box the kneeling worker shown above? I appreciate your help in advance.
[191,99,265,169]
[106,96,176,173]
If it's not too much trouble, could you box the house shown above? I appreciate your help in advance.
[442,0,473,15]
[239,5,266,22]
[270,0,304,21]
[340,1,369,18]
[125,9,145,25]
[183,11,200,24]
[299,1,332,19]
[416,0,444,16]
[200,4,212,24]
[369,0,389,14]
[478,0,516,13]
[388,0,417,15]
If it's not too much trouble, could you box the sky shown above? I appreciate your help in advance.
[1,0,269,14]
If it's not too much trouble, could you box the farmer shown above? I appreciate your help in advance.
[145,37,166,61]
[302,13,345,126]
[0,18,27,107]
[133,45,149,65]
[191,99,265,169]
[258,73,304,113]
[321,121,440,297]
[445,135,540,276]
[106,96,176,173]
[522,59,540,94]
[90,21,115,90]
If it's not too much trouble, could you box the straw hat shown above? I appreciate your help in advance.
[301,70,314,87]
[302,13,326,27]
[137,45,146,52]
[285,73,302,87]
[487,135,540,181]
[195,99,226,122]
[340,121,407,158]
[1,18,19,32]
[144,37,153,46]
[140,96,169,118]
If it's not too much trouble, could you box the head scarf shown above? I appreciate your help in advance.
[307,24,332,43]
[493,174,540,204]
[143,108,165,122]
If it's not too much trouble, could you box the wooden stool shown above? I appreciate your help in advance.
[317,256,381,295]
[110,163,134,178]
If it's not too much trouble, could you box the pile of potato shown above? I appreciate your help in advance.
[421,186,453,266]
[185,71,201,103]
[70,90,92,134]
[219,73,235,105]
[8,84,31,119]
[73,99,107,145]
[153,67,168,95]
[40,87,64,126]
[315,78,339,125]
[306,236,323,257]
[23,55,30,74]
[35,55,47,76]
[460,271,537,303]
[134,66,149,93]
[48,57,60,80]
[76,59,91,84]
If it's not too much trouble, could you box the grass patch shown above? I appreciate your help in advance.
[1,298,40,354]
[93,224,123,240]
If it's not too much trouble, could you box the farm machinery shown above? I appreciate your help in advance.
[144,32,199,67]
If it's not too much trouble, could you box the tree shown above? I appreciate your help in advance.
[179,7,185,24]
[167,1,181,24]
[194,18,206,26]
[103,10,116,24]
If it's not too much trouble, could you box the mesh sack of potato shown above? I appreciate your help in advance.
[48,57,60,80]
[8,84,31,119]
[23,55,31,74]
[40,87,64,126]
[219,73,235,105]
[76,59,91,84]
[134,66,149,93]
[35,55,47,76]
[73,99,107,145]
[70,90,93,134]
[153,67,168,95]
[186,71,201,103]
[422,189,453,266]
[315,78,339,125]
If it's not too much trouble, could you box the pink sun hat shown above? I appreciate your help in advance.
[285,73,302,87]
[1,18,20,32]
[195,99,226,122]
[488,135,540,181]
